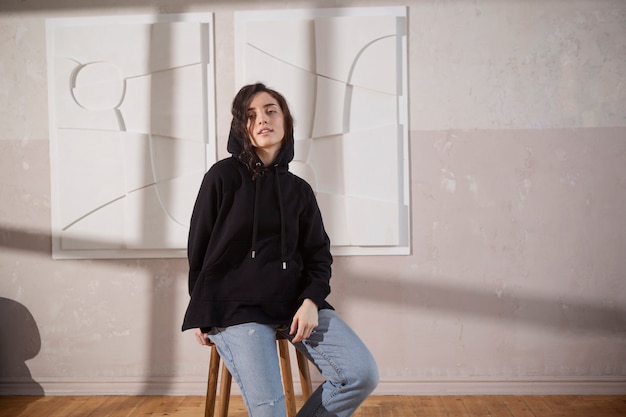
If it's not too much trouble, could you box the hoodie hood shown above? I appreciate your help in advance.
[226,124,295,169]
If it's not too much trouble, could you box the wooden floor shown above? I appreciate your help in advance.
[1,395,625,417]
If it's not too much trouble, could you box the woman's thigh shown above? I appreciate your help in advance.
[208,322,286,414]
[280,309,378,390]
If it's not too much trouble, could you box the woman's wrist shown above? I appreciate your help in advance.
[302,298,318,308]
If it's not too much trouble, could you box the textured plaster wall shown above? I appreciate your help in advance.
[1,0,625,395]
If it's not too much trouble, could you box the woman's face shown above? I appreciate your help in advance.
[247,92,285,160]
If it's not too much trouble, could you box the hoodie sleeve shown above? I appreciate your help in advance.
[298,185,333,308]
[187,169,222,296]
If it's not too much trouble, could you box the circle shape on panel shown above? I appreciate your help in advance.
[71,62,125,111]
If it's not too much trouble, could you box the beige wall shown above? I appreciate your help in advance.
[1,0,625,396]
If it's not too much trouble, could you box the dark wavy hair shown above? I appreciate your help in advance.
[231,83,295,178]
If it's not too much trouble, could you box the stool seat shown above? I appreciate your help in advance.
[204,333,312,417]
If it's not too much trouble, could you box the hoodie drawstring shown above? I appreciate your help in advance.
[251,178,260,260]
[250,165,287,270]
[274,167,287,270]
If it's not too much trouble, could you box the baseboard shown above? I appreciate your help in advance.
[1,376,625,396]
[375,377,626,395]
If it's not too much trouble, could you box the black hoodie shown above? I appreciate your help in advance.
[181,128,333,332]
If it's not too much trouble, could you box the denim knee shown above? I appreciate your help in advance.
[349,355,379,395]
[362,359,380,394]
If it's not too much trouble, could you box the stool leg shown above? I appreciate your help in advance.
[217,363,232,417]
[205,345,221,417]
[278,338,297,417]
[295,350,313,400]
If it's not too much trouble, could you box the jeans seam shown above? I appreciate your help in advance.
[213,332,253,414]
[305,341,347,416]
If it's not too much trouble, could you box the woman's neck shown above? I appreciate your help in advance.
[255,148,279,167]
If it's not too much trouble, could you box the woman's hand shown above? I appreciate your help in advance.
[194,328,211,346]
[290,298,318,343]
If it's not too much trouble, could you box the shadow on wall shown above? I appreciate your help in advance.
[0,224,185,395]
[0,297,45,396]
[336,273,626,337]
[3,222,626,340]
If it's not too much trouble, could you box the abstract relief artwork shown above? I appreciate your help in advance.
[46,14,216,259]
[235,7,410,255]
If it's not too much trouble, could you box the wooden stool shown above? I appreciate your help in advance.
[204,333,313,417]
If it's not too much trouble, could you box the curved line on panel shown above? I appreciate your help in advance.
[310,75,318,141]
[62,170,200,232]
[114,108,127,131]
[114,78,128,131]
[68,62,87,110]
[68,59,128,131]
[147,134,187,227]
[342,35,396,134]
[61,194,126,231]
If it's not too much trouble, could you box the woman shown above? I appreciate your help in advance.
[182,83,378,417]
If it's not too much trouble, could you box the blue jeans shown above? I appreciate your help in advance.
[207,309,379,417]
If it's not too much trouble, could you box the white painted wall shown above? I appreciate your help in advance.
[1,0,625,396]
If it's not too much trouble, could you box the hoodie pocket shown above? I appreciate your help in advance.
[210,240,250,271]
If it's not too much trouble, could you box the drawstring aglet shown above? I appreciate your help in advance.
[251,250,256,259]
[282,261,287,270]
